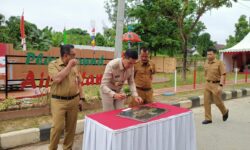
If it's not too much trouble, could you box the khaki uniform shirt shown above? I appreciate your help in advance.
[48,58,80,96]
[100,58,138,97]
[204,58,226,81]
[134,60,155,88]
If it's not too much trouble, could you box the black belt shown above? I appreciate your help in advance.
[52,93,79,100]
[207,80,220,83]
[136,87,152,91]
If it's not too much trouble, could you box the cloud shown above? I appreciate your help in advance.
[0,0,111,33]
[201,1,250,44]
[1,0,250,44]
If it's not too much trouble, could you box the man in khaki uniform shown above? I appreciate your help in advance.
[130,48,155,107]
[100,49,143,111]
[48,45,84,150]
[202,48,229,125]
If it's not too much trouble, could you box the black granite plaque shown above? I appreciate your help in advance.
[118,106,167,122]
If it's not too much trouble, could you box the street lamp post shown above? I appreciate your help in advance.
[114,0,125,58]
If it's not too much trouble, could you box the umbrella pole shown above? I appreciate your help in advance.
[128,41,131,49]
[138,43,140,55]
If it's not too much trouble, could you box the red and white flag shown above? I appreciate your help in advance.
[20,11,26,51]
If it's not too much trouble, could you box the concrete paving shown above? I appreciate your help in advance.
[13,134,83,150]
[13,96,250,150]
[194,96,250,150]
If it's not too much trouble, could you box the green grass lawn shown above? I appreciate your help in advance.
[154,83,250,104]
[153,70,247,89]
[82,71,249,97]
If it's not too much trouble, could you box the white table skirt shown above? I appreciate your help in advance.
[83,111,196,150]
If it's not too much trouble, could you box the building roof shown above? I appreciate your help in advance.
[219,32,250,53]
[214,44,225,50]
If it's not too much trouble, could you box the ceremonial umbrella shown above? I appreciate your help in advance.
[122,32,142,49]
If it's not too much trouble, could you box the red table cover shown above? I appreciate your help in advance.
[87,102,190,130]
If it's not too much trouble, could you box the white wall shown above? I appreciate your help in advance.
[222,54,233,72]
[0,57,5,74]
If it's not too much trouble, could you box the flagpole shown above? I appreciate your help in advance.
[63,27,67,45]
[90,20,96,57]
[20,11,26,51]
[22,38,26,51]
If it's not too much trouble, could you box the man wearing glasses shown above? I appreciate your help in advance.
[100,49,143,111]
[48,44,84,150]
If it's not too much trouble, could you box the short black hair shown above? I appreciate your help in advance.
[140,47,149,53]
[60,44,74,57]
[207,47,217,54]
[124,49,138,59]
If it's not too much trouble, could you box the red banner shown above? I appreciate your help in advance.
[0,43,7,57]
[20,13,25,39]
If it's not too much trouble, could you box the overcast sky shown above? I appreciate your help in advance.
[1,0,250,45]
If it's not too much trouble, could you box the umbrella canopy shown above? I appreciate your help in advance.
[122,32,142,43]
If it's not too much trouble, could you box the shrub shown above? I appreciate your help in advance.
[0,97,17,111]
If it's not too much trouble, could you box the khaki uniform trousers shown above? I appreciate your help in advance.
[129,88,153,107]
[49,97,79,150]
[204,82,227,121]
[100,91,124,111]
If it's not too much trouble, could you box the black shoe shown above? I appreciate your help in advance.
[223,109,229,121]
[202,120,212,124]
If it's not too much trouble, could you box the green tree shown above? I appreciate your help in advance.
[1,15,52,51]
[188,21,206,48]
[5,16,38,49]
[56,28,91,46]
[225,35,235,48]
[67,28,88,35]
[104,0,234,80]
[27,26,52,51]
[226,15,250,48]
[0,26,10,43]
[128,1,181,56]
[155,0,235,80]
[0,14,10,43]
[196,33,214,56]
[95,33,106,46]
[67,34,91,45]
[4,16,23,49]
[51,31,63,47]
[235,15,250,43]
[0,13,5,26]
[66,28,91,45]
[1,13,118,50]
[103,28,116,47]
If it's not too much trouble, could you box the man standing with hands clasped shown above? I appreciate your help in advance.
[48,44,84,150]
[100,49,143,111]
[202,48,229,125]
[129,47,155,107]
